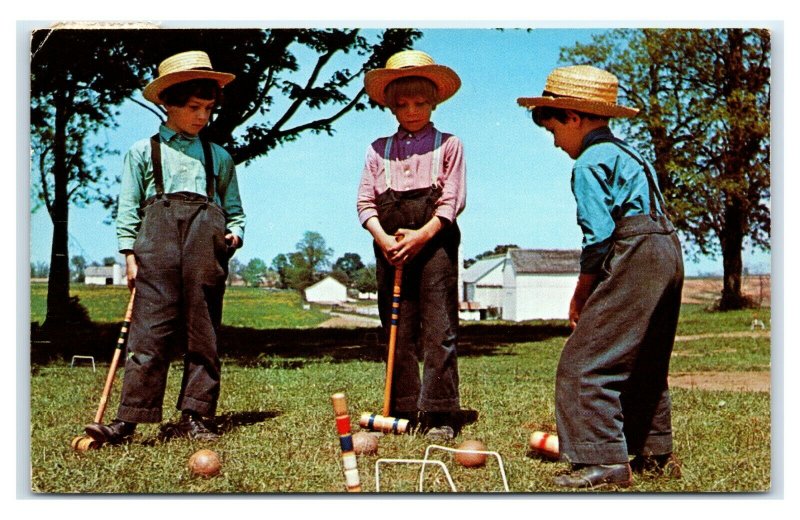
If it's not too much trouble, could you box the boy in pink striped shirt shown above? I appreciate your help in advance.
[357,50,471,441]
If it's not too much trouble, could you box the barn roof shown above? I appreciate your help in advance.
[462,255,505,284]
[508,249,581,274]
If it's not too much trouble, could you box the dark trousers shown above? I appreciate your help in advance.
[555,216,684,465]
[117,194,229,423]
[375,236,460,415]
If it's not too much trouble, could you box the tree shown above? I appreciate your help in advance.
[353,264,378,295]
[560,29,770,309]
[31,29,144,326]
[271,253,291,289]
[333,252,366,286]
[241,258,269,287]
[464,244,519,268]
[102,256,117,266]
[228,257,244,286]
[31,27,421,327]
[70,255,87,283]
[283,231,334,291]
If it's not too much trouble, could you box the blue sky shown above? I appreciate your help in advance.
[27,27,771,276]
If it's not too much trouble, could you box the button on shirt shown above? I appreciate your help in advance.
[573,126,665,273]
[357,123,466,226]
[116,124,246,252]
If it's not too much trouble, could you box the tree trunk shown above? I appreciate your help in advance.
[717,29,749,310]
[719,200,747,310]
[44,89,70,327]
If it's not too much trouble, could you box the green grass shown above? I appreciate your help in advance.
[29,283,329,328]
[27,286,772,494]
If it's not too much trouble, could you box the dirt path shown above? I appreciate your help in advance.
[669,371,770,392]
[317,312,381,329]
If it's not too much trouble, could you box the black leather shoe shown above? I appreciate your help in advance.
[631,453,682,478]
[553,463,633,489]
[175,412,220,442]
[84,420,136,445]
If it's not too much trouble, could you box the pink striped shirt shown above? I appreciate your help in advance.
[357,123,466,227]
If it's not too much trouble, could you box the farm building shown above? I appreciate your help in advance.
[84,265,125,286]
[304,275,348,304]
[501,249,581,321]
[459,255,506,320]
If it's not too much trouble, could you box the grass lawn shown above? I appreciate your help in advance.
[27,284,772,494]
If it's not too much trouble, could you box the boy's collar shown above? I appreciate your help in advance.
[580,126,614,154]
[160,123,201,142]
[396,122,434,140]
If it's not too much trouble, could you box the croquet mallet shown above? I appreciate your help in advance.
[359,266,411,434]
[71,289,135,451]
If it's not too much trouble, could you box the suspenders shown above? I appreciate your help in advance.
[150,134,216,199]
[590,136,668,220]
[383,130,444,190]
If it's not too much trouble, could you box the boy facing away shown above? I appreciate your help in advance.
[518,65,684,488]
[86,51,245,445]
[357,50,473,440]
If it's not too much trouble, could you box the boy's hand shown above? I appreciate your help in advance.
[125,253,138,291]
[569,273,598,330]
[225,233,241,254]
[390,217,444,265]
[389,228,432,265]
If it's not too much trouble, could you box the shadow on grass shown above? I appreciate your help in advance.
[30,321,570,366]
[153,410,281,444]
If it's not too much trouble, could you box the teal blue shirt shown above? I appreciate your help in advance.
[572,127,665,273]
[116,125,246,252]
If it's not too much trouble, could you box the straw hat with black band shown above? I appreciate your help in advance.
[365,50,461,107]
[143,50,236,105]
[517,65,639,118]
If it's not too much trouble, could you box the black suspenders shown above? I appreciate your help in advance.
[590,136,668,220]
[150,134,216,199]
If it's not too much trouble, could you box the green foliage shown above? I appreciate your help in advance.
[282,231,334,291]
[353,263,378,294]
[241,257,269,287]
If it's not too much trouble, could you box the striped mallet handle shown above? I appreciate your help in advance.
[359,412,410,434]
[331,392,361,492]
[94,289,135,424]
[382,266,403,417]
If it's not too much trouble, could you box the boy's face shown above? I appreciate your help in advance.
[391,95,433,133]
[164,96,216,136]
[540,111,585,159]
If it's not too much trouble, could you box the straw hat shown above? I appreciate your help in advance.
[517,65,639,118]
[143,51,236,104]
[365,50,461,107]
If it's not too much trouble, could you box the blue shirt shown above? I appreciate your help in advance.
[572,126,665,273]
[116,125,246,252]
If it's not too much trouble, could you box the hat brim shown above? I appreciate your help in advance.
[143,70,236,104]
[365,64,461,107]
[517,96,639,118]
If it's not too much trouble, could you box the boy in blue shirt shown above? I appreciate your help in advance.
[85,51,245,445]
[518,65,684,488]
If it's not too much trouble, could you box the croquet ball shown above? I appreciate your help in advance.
[71,435,98,452]
[528,431,559,460]
[351,431,379,455]
[455,439,488,468]
[188,449,221,478]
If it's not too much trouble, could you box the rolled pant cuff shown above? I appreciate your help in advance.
[180,396,216,418]
[565,441,630,465]
[419,397,460,412]
[635,436,673,457]
[117,405,162,424]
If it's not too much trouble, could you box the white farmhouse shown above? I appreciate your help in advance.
[502,249,581,321]
[304,275,348,304]
[84,264,126,286]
